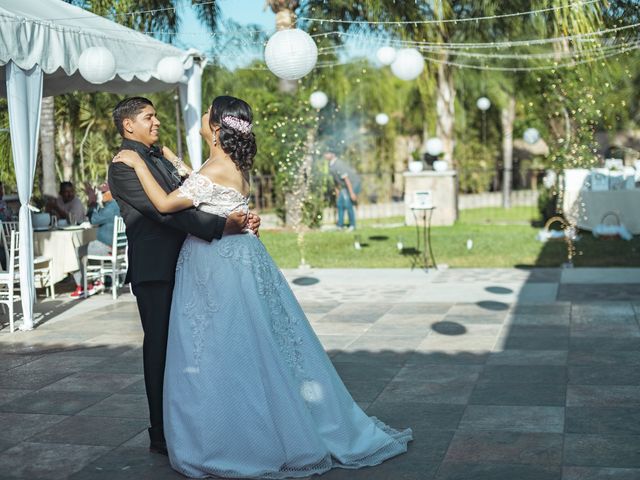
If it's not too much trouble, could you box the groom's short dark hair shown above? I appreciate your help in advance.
[112,97,154,137]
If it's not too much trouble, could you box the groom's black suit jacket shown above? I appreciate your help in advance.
[108,139,226,286]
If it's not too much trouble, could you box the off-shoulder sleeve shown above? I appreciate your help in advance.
[177,172,213,208]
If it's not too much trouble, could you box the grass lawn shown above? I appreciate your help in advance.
[260,207,640,268]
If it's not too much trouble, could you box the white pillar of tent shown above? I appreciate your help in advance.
[179,62,203,169]
[5,61,43,331]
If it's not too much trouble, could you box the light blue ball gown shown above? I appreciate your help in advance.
[163,172,412,479]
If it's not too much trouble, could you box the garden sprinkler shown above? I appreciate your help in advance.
[354,234,362,250]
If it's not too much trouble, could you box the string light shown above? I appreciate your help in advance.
[44,0,217,22]
[297,1,600,26]
[333,22,640,49]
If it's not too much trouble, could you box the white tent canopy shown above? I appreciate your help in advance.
[0,0,205,330]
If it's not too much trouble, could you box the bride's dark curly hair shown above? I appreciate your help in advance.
[209,95,257,172]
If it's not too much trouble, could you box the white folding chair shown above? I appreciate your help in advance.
[0,230,20,332]
[0,221,54,299]
[83,216,128,300]
[1,220,18,262]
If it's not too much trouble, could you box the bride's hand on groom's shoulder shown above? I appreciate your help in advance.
[112,151,142,169]
[161,146,178,162]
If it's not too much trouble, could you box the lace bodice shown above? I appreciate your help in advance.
[178,171,249,217]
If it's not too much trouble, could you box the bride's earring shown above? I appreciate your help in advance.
[212,132,217,147]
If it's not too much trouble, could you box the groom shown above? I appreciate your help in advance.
[108,96,259,455]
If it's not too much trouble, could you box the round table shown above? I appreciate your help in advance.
[33,226,97,284]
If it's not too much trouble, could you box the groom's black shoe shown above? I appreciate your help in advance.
[148,426,168,456]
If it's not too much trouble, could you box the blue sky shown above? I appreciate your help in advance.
[219,0,275,30]
[176,1,376,69]
[177,0,275,54]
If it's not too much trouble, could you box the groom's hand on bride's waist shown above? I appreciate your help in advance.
[223,211,248,235]
[247,212,261,238]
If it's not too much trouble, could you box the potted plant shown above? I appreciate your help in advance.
[408,150,424,173]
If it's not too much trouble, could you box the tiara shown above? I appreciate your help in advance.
[222,115,252,134]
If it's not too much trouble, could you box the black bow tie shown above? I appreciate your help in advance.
[148,145,163,158]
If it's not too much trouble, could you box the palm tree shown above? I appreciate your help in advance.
[39,97,57,196]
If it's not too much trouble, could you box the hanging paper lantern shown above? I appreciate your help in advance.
[390,48,424,81]
[376,46,397,66]
[78,47,116,84]
[375,113,389,125]
[309,91,328,109]
[264,28,318,80]
[476,97,491,111]
[523,127,541,144]
[425,137,444,156]
[156,57,185,84]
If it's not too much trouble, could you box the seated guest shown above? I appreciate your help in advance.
[45,181,85,224]
[0,181,14,222]
[69,182,120,298]
[0,181,12,271]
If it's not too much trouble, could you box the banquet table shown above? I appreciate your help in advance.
[563,189,640,235]
[33,226,97,284]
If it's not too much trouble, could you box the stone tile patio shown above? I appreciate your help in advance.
[0,267,638,480]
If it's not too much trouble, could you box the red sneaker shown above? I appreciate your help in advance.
[70,286,84,298]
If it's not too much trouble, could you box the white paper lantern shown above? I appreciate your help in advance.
[523,127,541,144]
[375,113,389,125]
[264,28,318,80]
[476,97,491,111]
[309,91,328,110]
[78,47,116,84]
[425,137,444,156]
[376,46,397,66]
[156,57,185,84]
[390,48,424,81]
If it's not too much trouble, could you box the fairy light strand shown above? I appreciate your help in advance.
[298,0,600,25]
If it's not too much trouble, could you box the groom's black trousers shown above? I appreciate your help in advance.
[133,280,175,432]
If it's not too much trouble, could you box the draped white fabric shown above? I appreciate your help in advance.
[6,61,43,330]
[0,0,196,97]
[179,63,204,169]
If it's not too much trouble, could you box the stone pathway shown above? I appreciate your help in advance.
[0,267,638,480]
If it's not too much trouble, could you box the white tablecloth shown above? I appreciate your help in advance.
[34,227,97,283]
[564,189,640,234]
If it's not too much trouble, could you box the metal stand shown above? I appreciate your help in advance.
[411,206,437,271]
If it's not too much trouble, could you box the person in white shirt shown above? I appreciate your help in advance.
[45,181,86,224]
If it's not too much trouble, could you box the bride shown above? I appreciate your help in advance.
[113,95,412,479]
